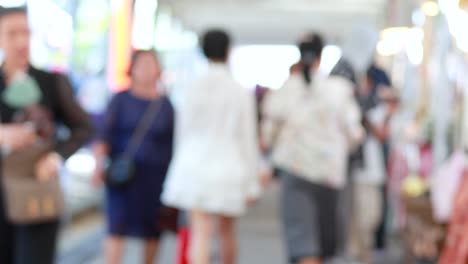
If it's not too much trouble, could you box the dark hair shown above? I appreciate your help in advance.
[202,29,230,61]
[298,33,324,84]
[128,49,159,75]
[367,64,391,87]
[0,6,27,21]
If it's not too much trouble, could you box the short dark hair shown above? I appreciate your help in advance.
[298,33,324,62]
[0,6,27,21]
[202,29,230,60]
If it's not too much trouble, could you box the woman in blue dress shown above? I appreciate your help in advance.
[93,50,174,264]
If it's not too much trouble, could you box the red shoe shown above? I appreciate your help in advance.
[176,228,190,264]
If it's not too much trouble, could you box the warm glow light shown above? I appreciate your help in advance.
[108,0,133,91]
[380,27,409,40]
[377,27,409,56]
[377,27,425,61]
[422,1,440,17]
[460,0,468,9]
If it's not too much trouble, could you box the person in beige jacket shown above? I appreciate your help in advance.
[262,33,363,264]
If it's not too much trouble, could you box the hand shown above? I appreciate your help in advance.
[260,170,273,188]
[92,168,105,187]
[259,139,269,154]
[1,124,37,152]
[92,159,106,187]
[35,152,62,182]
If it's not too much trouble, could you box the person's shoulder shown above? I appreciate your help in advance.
[30,67,74,82]
[29,68,73,97]
[28,67,62,85]
[109,90,130,104]
[161,95,174,107]
[29,67,53,77]
[283,74,304,87]
[190,73,212,89]
[324,75,353,87]
[113,90,130,98]
[321,75,354,94]
[275,75,304,95]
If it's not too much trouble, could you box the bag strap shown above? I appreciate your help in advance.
[123,97,164,158]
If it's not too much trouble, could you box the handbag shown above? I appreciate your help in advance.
[2,142,64,224]
[1,105,63,224]
[106,98,163,187]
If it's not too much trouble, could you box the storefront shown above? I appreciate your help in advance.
[375,0,468,262]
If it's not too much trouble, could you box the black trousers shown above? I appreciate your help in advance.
[374,184,388,250]
[0,190,59,264]
[280,171,339,263]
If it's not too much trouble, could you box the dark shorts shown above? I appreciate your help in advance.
[105,166,166,240]
[280,171,339,263]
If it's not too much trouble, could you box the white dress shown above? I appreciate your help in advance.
[161,63,260,217]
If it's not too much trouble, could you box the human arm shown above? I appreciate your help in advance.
[92,141,110,186]
[364,111,393,143]
[243,93,262,200]
[53,74,94,159]
[0,124,37,152]
[261,78,297,152]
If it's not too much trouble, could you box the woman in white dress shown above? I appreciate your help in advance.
[162,30,261,264]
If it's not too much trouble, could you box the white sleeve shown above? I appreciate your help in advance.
[261,78,297,148]
[242,92,261,199]
[174,84,200,151]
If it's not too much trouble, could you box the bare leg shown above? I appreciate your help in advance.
[218,216,237,264]
[298,258,322,264]
[144,239,159,264]
[105,236,125,264]
[190,211,214,264]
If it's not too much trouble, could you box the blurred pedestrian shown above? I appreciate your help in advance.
[0,6,93,264]
[162,29,261,264]
[93,50,175,264]
[262,33,363,264]
[349,78,399,263]
[361,64,392,253]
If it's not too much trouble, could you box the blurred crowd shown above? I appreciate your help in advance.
[0,4,466,264]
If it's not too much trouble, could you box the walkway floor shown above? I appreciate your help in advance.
[59,184,403,264]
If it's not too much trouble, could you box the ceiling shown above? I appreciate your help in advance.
[159,0,389,45]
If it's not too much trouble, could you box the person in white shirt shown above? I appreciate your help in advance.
[349,85,400,263]
[161,29,261,264]
[262,33,363,264]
